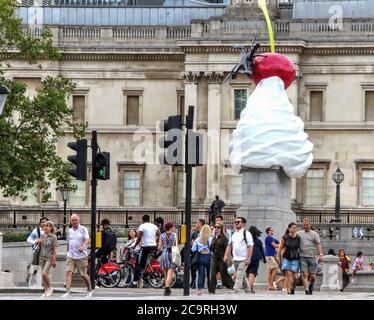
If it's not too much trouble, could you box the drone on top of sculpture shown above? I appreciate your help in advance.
[227,0,314,179]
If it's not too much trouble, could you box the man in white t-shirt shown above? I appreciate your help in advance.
[224,216,253,293]
[61,214,93,298]
[132,214,161,287]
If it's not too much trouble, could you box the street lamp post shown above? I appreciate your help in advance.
[0,84,10,115]
[60,187,70,240]
[332,166,344,222]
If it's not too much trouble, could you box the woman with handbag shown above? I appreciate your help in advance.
[39,221,58,297]
[192,224,212,295]
[157,222,179,296]
[277,222,300,295]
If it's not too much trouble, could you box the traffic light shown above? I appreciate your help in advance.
[159,115,183,165]
[67,139,87,181]
[94,152,110,180]
[188,131,203,167]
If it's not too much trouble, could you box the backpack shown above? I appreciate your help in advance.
[102,228,117,252]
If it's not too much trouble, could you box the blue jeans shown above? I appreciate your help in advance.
[198,254,211,290]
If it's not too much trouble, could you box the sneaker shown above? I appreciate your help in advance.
[41,293,46,298]
[129,282,138,288]
[229,289,240,294]
[61,292,71,298]
[282,288,287,293]
[197,290,203,296]
[137,279,144,288]
[216,283,223,289]
[164,287,171,296]
[45,289,53,297]
[351,278,355,283]
[85,290,94,298]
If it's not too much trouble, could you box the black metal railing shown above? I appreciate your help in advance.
[296,212,374,224]
[0,209,237,230]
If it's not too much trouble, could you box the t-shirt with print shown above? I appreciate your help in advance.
[40,233,58,259]
[67,225,90,260]
[297,230,321,258]
[138,222,158,247]
[230,228,254,261]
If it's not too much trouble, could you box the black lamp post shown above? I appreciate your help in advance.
[332,166,344,222]
[0,84,10,115]
[60,187,70,239]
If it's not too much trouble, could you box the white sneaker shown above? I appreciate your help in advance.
[41,293,46,298]
[85,290,94,298]
[273,282,278,290]
[45,289,53,297]
[282,288,287,293]
[61,292,71,298]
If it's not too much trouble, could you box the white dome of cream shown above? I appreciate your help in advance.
[230,76,313,178]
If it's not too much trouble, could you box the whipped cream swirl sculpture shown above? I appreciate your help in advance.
[227,43,313,178]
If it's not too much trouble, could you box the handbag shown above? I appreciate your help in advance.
[171,233,181,267]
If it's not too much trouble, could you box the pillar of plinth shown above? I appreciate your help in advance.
[320,255,340,292]
[237,167,296,287]
[0,232,14,287]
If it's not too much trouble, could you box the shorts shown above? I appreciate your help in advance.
[266,256,280,271]
[281,258,300,273]
[246,259,260,277]
[39,258,52,273]
[300,256,317,274]
[66,256,88,276]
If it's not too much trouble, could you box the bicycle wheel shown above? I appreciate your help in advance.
[120,264,134,287]
[147,270,165,289]
[100,270,122,288]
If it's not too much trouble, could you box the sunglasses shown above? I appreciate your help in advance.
[214,226,222,229]
[234,221,242,224]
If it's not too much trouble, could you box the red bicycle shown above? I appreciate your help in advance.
[118,246,176,288]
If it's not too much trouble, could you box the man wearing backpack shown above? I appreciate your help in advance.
[26,217,49,286]
[224,217,253,294]
[97,219,117,264]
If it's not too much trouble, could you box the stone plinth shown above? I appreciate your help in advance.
[237,167,296,241]
[0,232,14,287]
[237,167,296,286]
[320,255,340,292]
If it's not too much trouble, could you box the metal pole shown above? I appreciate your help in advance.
[90,130,98,290]
[13,210,16,228]
[183,105,194,296]
[63,200,67,239]
[335,183,341,222]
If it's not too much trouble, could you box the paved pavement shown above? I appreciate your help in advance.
[0,288,373,300]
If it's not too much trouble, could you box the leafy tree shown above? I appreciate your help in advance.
[0,0,86,201]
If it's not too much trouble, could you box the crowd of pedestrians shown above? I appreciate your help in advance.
[25,207,371,298]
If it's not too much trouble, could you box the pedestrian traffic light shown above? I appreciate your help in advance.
[188,131,203,167]
[67,139,87,181]
[159,115,183,165]
[94,152,110,180]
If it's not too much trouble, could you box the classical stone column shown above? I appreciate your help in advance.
[181,72,203,203]
[206,72,225,203]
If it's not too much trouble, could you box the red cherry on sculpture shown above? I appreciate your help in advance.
[252,53,296,89]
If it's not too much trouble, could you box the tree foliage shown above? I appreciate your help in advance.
[0,0,86,201]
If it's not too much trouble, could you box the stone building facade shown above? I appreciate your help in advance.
[2,0,374,220]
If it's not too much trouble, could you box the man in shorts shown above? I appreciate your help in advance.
[61,214,93,298]
[265,227,280,290]
[297,218,324,295]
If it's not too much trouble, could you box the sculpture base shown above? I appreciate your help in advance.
[237,167,296,286]
[237,167,296,240]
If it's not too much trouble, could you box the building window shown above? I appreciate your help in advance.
[309,91,323,121]
[234,89,247,120]
[361,169,374,205]
[365,91,374,121]
[68,180,87,207]
[119,169,143,206]
[174,169,184,206]
[123,89,143,126]
[72,95,86,123]
[126,96,139,125]
[177,90,185,118]
[305,168,325,206]
[228,175,242,205]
